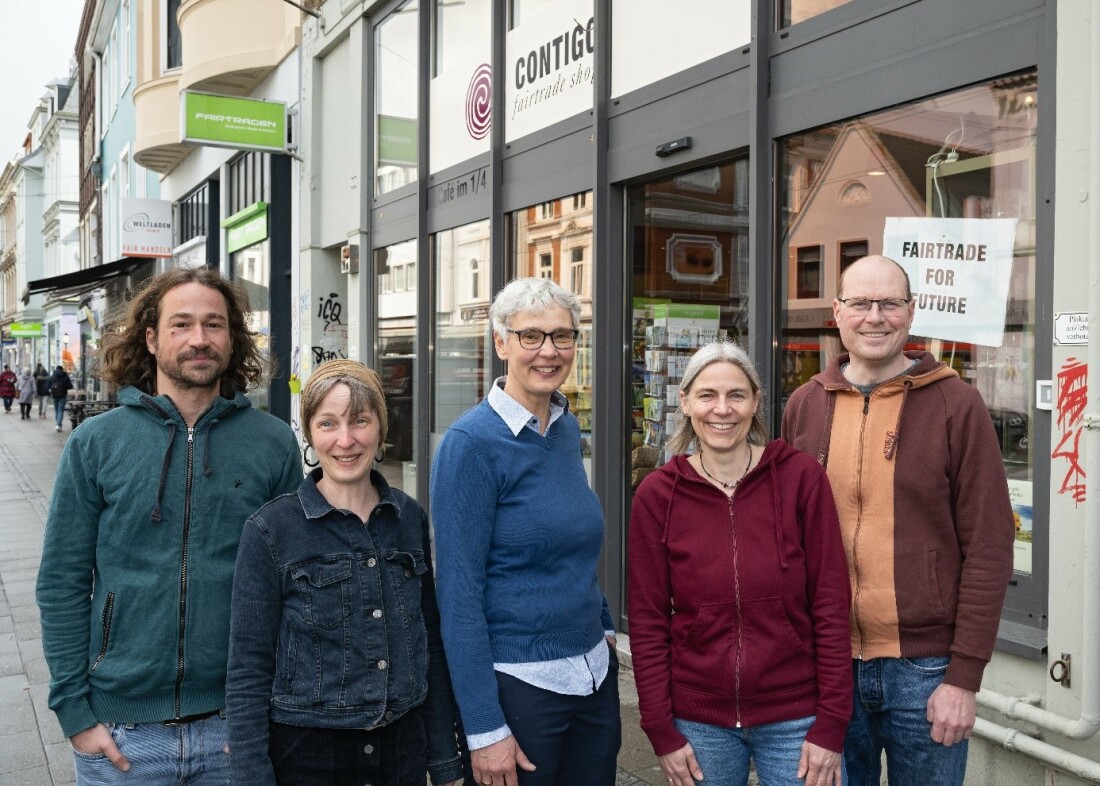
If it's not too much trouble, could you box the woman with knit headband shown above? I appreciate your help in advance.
[226,360,462,786]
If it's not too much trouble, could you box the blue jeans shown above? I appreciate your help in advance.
[494,649,621,786]
[676,715,842,786]
[54,397,66,428]
[72,713,229,785]
[846,657,967,786]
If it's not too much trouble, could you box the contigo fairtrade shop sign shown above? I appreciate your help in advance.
[121,198,173,258]
[181,91,286,152]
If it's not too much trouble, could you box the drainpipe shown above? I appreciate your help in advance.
[970,0,1100,778]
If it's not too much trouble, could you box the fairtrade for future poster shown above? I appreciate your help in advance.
[883,217,1018,347]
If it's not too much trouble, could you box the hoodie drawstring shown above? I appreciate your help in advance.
[151,423,177,523]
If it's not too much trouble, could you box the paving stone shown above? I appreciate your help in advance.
[0,730,48,773]
[46,740,76,784]
[12,618,40,642]
[0,765,54,785]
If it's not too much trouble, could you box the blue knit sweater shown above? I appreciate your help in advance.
[430,399,612,737]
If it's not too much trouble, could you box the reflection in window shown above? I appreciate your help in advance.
[796,246,823,299]
[432,220,491,451]
[627,160,750,484]
[508,0,557,28]
[375,239,418,496]
[434,0,490,76]
[779,0,855,28]
[376,2,418,195]
[778,70,1038,574]
[511,193,594,466]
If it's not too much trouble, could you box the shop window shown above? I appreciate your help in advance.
[433,0,489,76]
[431,220,491,457]
[375,239,419,496]
[610,0,746,99]
[779,0,855,29]
[777,71,1040,598]
[795,245,823,299]
[375,2,418,196]
[510,192,594,468]
[178,182,210,247]
[627,159,750,487]
[508,0,556,29]
[429,0,489,173]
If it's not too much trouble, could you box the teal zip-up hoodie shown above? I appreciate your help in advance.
[36,386,302,738]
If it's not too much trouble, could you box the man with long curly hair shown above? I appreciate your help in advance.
[36,267,302,785]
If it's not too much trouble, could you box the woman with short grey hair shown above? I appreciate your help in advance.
[432,277,620,786]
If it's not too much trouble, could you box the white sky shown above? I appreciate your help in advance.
[0,0,85,163]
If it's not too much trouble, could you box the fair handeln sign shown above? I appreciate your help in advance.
[181,91,286,153]
[121,198,173,258]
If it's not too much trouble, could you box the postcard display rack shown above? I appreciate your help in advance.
[639,304,722,465]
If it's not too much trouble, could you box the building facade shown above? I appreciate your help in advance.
[294,0,1100,782]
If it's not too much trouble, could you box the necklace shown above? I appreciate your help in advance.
[698,446,753,490]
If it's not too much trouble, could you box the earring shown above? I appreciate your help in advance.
[303,444,319,468]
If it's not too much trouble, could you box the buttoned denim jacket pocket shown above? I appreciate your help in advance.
[383,550,430,696]
[279,557,355,704]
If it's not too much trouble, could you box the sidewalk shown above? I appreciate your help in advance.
[0,410,668,786]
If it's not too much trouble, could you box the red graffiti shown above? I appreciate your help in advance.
[1057,357,1087,430]
[1053,358,1088,504]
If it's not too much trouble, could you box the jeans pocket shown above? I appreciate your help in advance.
[899,655,950,675]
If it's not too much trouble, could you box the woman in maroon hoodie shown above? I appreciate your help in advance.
[628,341,851,786]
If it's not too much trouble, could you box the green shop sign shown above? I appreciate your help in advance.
[181,91,286,152]
[9,322,43,337]
[221,202,268,253]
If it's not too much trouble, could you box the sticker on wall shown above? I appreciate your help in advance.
[883,216,1018,347]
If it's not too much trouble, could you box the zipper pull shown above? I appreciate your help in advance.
[188,427,194,442]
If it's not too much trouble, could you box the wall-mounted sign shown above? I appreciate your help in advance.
[221,202,268,254]
[10,322,43,337]
[1054,312,1088,345]
[181,91,286,153]
[121,198,173,258]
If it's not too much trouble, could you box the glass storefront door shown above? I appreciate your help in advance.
[626,160,750,490]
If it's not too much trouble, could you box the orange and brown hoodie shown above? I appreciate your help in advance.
[781,351,1014,692]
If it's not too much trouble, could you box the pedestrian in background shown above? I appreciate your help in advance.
[16,367,34,420]
[629,341,851,786]
[782,254,1014,786]
[48,365,73,433]
[36,267,302,786]
[0,365,16,413]
[432,276,621,786]
[35,363,50,419]
[227,360,462,786]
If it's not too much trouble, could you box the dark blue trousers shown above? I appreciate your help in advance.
[494,651,621,786]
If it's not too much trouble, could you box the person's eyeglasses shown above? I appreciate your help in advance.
[837,297,910,315]
[507,328,580,350]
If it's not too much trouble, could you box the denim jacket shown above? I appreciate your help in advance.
[226,468,462,785]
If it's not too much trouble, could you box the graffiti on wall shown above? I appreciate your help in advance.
[312,291,348,365]
[1052,357,1088,504]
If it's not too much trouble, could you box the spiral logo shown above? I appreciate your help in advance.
[465,64,492,140]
